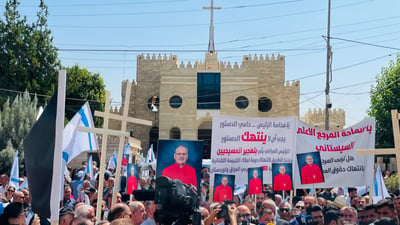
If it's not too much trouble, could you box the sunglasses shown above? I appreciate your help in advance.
[296,206,305,209]
[279,208,290,213]
[8,189,15,193]
[239,213,251,218]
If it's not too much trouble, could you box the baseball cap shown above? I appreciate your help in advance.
[84,186,97,194]
[59,206,74,217]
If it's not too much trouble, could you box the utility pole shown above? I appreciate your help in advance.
[325,0,332,131]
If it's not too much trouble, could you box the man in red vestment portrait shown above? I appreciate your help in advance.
[213,176,233,202]
[301,154,324,184]
[161,145,197,188]
[273,165,293,191]
[127,165,137,195]
[248,169,262,195]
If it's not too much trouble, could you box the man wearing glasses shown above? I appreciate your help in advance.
[5,186,15,203]
[214,176,233,202]
[278,202,291,222]
[12,191,25,204]
[237,205,252,224]
[161,145,197,188]
[294,201,305,214]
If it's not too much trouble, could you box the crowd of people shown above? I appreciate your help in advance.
[0,162,399,225]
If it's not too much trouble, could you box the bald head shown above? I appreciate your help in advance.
[108,203,131,222]
[12,191,25,203]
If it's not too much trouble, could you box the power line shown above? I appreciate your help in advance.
[43,0,371,26]
[24,0,302,17]
[22,0,190,7]
[57,48,323,53]
[328,36,400,51]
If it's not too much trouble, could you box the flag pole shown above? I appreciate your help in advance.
[50,70,66,225]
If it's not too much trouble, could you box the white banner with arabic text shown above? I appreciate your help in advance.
[294,118,375,188]
[210,115,296,186]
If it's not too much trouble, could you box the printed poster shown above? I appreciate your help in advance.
[210,115,296,186]
[294,118,375,188]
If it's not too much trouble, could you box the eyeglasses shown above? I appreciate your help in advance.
[279,208,290,213]
[296,206,305,209]
[238,213,251,218]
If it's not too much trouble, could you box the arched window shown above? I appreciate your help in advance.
[198,121,212,159]
[149,127,159,154]
[169,127,181,139]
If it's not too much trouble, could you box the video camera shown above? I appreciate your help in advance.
[133,176,201,225]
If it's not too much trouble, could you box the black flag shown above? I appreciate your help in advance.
[24,91,57,219]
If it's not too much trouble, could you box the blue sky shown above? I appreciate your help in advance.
[7,0,400,127]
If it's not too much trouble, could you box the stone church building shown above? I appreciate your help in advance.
[80,1,347,167]
[107,52,345,160]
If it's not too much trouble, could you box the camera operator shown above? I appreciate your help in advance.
[237,205,258,225]
[204,201,238,225]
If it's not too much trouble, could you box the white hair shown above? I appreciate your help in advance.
[75,205,94,219]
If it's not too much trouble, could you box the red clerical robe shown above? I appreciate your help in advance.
[273,173,293,191]
[248,177,262,195]
[301,164,324,184]
[161,163,197,188]
[213,185,232,202]
[127,175,137,194]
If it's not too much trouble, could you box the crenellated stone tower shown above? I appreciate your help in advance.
[116,52,300,157]
[304,108,345,131]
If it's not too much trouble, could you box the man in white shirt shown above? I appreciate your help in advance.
[0,174,9,197]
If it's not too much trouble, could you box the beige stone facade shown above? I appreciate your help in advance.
[70,52,348,167]
[116,52,300,156]
[304,108,345,131]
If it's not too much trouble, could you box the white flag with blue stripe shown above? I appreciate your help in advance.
[373,164,390,203]
[62,102,98,164]
[139,152,146,166]
[18,178,28,191]
[107,151,118,170]
[146,144,155,163]
[84,155,94,182]
[59,102,98,200]
[9,151,19,188]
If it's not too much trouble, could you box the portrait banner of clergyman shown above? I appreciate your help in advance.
[213,174,235,202]
[156,140,203,192]
[248,167,263,195]
[297,152,325,185]
[126,163,138,195]
[272,163,293,191]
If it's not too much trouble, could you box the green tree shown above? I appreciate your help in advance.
[369,55,400,148]
[65,65,106,126]
[0,91,38,174]
[0,0,60,107]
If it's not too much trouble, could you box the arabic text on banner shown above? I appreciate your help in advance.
[294,118,375,188]
[210,115,296,186]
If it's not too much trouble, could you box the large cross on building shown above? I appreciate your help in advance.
[203,0,221,53]
[78,82,152,221]
[358,110,400,189]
